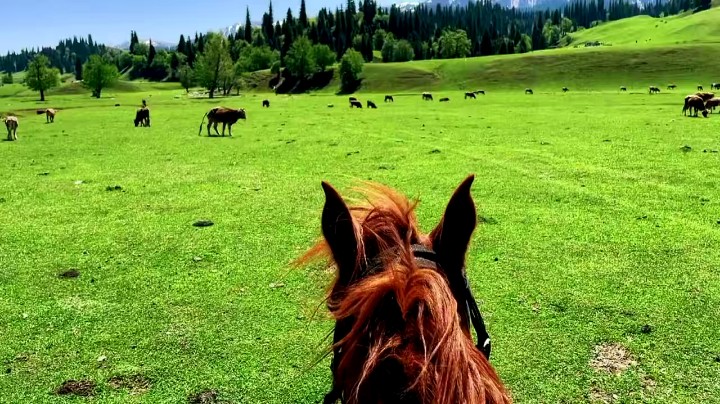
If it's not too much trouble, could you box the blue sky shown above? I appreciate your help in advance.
[0,0,393,54]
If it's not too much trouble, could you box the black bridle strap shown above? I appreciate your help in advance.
[410,244,492,359]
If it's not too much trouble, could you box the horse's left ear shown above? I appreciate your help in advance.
[321,181,358,286]
[430,175,477,274]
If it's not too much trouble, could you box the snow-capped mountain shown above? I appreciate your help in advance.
[115,38,176,51]
[221,21,262,38]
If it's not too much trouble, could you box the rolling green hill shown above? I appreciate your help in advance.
[568,7,720,46]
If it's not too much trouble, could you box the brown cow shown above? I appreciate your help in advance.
[704,97,720,113]
[134,107,150,127]
[4,116,18,141]
[682,95,707,117]
[46,108,57,123]
[198,107,246,136]
[695,92,715,101]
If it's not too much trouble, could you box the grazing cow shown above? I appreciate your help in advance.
[705,97,720,113]
[367,100,377,109]
[464,92,476,99]
[198,106,246,136]
[45,108,56,123]
[4,116,18,141]
[384,95,394,102]
[473,90,485,95]
[562,87,569,92]
[327,104,334,108]
[349,97,358,103]
[682,95,708,117]
[712,83,720,90]
[134,107,150,127]
[695,92,715,101]
[350,100,363,108]
[422,92,433,101]
[620,86,627,92]
[648,86,661,94]
[525,88,533,94]
[667,84,677,90]
[698,85,704,91]
[262,99,270,108]
[439,97,450,102]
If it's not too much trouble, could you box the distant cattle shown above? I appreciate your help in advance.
[327,104,334,108]
[45,108,56,123]
[712,83,720,90]
[367,100,377,109]
[198,106,246,136]
[525,88,533,94]
[697,85,704,91]
[620,86,627,92]
[422,92,433,101]
[439,97,450,102]
[262,99,270,108]
[384,95,394,102]
[648,86,661,94]
[682,95,707,117]
[473,90,485,95]
[562,87,569,92]
[350,100,363,108]
[464,92,476,99]
[134,107,150,127]
[349,97,358,103]
[4,116,18,141]
[667,84,677,90]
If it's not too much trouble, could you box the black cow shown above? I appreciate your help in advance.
[367,100,377,109]
[464,92,476,99]
[134,107,150,127]
[350,100,363,108]
[384,95,394,102]
[525,88,534,95]
[439,97,450,102]
[262,99,270,108]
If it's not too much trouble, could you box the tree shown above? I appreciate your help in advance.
[194,34,234,98]
[177,34,187,55]
[393,40,415,62]
[148,40,157,65]
[285,36,316,78]
[244,8,253,43]
[373,29,387,51]
[1,72,12,85]
[25,55,60,101]
[339,49,363,92]
[299,0,309,31]
[178,65,195,92]
[82,55,119,98]
[238,46,280,72]
[518,34,532,53]
[312,44,336,71]
[438,30,472,59]
[74,57,83,80]
[480,30,493,56]
[381,34,396,62]
[542,21,561,47]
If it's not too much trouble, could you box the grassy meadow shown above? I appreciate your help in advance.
[1,86,719,403]
[2,8,720,403]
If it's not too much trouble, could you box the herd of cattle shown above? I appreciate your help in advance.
[3,84,719,141]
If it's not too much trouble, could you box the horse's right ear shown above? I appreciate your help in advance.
[321,182,358,285]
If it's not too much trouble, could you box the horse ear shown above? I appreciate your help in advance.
[321,181,358,285]
[430,175,477,274]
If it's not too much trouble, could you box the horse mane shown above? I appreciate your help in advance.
[300,183,511,404]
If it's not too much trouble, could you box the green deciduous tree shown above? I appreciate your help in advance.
[339,48,363,93]
[311,44,336,71]
[178,64,195,93]
[25,55,60,101]
[194,34,234,98]
[285,36,316,78]
[82,55,119,98]
[438,30,471,59]
[393,40,415,62]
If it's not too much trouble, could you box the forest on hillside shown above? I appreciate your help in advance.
[0,0,709,93]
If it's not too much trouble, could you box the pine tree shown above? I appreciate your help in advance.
[75,57,83,80]
[299,0,309,31]
[178,34,186,55]
[245,7,253,43]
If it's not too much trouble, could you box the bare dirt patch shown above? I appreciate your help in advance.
[589,387,618,403]
[55,379,96,396]
[590,343,637,374]
[108,374,152,395]
[188,389,230,403]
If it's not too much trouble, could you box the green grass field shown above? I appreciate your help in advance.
[2,8,720,403]
[1,86,719,403]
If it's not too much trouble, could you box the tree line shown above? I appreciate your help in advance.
[1,0,704,97]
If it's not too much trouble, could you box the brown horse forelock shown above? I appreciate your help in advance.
[300,183,510,404]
